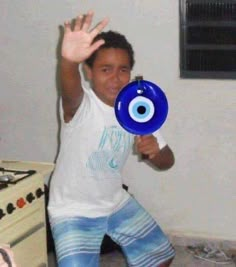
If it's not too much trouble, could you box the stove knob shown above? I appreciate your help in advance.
[0,209,6,219]
[26,192,35,203]
[16,198,26,208]
[36,188,44,198]
[6,203,16,214]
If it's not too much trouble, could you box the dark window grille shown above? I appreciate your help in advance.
[180,0,236,78]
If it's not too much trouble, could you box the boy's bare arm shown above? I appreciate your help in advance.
[60,58,82,122]
[148,145,175,170]
[59,11,109,122]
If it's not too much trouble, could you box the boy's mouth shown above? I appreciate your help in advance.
[108,87,120,95]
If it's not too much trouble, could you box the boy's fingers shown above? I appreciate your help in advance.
[74,15,83,31]
[89,40,105,54]
[90,18,109,39]
[81,10,94,31]
[64,21,72,33]
[148,153,156,160]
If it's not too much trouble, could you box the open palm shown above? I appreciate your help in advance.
[61,11,109,63]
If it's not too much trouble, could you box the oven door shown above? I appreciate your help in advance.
[11,223,47,267]
[0,200,48,267]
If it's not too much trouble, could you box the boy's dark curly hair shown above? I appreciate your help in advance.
[85,31,135,69]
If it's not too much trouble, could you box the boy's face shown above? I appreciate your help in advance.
[85,48,131,107]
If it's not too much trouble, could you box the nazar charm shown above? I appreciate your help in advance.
[115,75,169,135]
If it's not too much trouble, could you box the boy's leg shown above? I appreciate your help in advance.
[159,258,173,267]
[49,216,106,267]
[107,197,175,267]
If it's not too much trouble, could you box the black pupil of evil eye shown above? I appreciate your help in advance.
[137,106,146,114]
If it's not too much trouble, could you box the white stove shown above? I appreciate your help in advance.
[0,160,54,267]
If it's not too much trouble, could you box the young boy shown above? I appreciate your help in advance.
[48,10,175,267]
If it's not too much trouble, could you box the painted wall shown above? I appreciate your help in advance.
[0,1,235,241]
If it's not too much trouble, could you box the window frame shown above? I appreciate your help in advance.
[179,0,236,79]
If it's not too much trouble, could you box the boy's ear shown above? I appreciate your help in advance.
[83,63,92,81]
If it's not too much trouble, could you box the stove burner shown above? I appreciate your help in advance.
[0,175,14,183]
[0,168,36,186]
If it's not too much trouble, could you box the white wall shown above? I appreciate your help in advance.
[0,1,235,241]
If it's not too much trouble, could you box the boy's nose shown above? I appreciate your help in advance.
[111,71,120,83]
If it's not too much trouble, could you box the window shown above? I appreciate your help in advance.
[180,0,236,79]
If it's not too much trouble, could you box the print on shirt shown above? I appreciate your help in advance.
[87,126,132,179]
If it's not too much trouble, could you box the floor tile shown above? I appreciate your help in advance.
[48,246,236,267]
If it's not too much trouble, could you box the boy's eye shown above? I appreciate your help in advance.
[121,68,128,72]
[101,67,111,73]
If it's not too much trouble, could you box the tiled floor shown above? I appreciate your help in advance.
[48,246,236,267]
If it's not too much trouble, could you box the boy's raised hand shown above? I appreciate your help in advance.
[61,10,109,63]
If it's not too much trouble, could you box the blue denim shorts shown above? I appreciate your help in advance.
[50,197,175,267]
